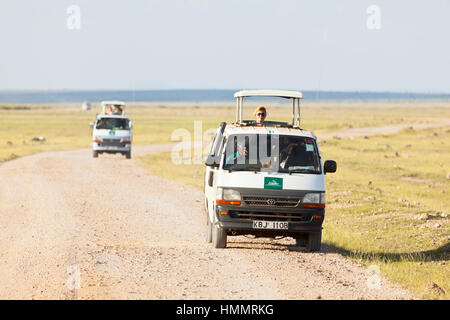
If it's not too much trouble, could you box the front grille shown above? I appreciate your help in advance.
[229,210,312,222]
[243,196,300,208]
[99,139,126,147]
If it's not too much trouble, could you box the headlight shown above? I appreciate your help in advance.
[216,188,241,201]
[223,189,241,201]
[303,192,325,204]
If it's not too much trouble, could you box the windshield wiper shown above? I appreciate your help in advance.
[226,166,261,172]
[286,169,319,174]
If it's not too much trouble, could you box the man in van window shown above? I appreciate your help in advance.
[254,106,267,124]
[282,142,314,169]
[96,119,106,129]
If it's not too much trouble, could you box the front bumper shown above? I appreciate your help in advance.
[92,142,131,152]
[215,204,324,236]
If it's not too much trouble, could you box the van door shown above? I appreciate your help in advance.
[204,127,224,219]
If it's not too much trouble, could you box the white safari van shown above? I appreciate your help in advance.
[204,90,336,250]
[90,101,133,159]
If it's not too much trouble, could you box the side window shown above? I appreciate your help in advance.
[306,139,320,169]
[205,129,225,167]
[219,136,227,167]
[210,127,224,156]
[209,130,219,155]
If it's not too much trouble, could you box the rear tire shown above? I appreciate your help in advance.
[212,223,227,248]
[93,150,98,158]
[306,231,322,252]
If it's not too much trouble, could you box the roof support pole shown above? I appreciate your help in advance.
[240,97,243,123]
[236,97,239,123]
[297,98,301,127]
[292,98,295,126]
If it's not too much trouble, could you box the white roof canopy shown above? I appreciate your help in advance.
[101,100,126,115]
[234,90,303,99]
[233,89,303,126]
[101,100,126,106]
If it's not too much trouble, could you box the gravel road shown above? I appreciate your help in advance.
[0,144,416,300]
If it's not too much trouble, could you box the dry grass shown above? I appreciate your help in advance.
[136,103,450,300]
[2,100,449,163]
[320,126,449,300]
[1,101,449,299]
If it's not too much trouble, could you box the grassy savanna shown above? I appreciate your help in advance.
[321,126,449,300]
[1,101,449,299]
[0,103,230,162]
[137,102,450,300]
[1,101,449,163]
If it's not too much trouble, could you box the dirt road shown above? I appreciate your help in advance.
[0,140,417,300]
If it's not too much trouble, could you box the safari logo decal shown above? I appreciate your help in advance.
[264,177,283,189]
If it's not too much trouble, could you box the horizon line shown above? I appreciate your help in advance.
[0,89,449,96]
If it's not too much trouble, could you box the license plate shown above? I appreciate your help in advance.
[252,220,288,230]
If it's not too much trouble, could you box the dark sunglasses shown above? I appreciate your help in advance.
[257,112,266,116]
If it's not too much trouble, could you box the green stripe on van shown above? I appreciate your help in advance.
[264,177,283,189]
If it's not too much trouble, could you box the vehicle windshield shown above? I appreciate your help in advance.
[222,134,321,173]
[96,118,129,130]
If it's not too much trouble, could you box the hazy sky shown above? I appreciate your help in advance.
[0,0,449,92]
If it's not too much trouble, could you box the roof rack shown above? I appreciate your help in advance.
[233,90,303,127]
[235,120,294,128]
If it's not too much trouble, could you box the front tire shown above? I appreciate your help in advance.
[212,223,227,248]
[93,150,98,158]
[125,151,131,159]
[306,231,322,252]
[295,237,307,247]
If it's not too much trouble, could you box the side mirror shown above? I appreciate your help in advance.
[90,122,94,127]
[205,154,219,167]
[324,160,337,173]
[129,121,134,128]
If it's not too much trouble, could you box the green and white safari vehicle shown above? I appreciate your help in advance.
[90,101,133,159]
[204,90,337,250]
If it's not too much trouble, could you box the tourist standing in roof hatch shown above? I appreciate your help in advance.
[254,106,267,123]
